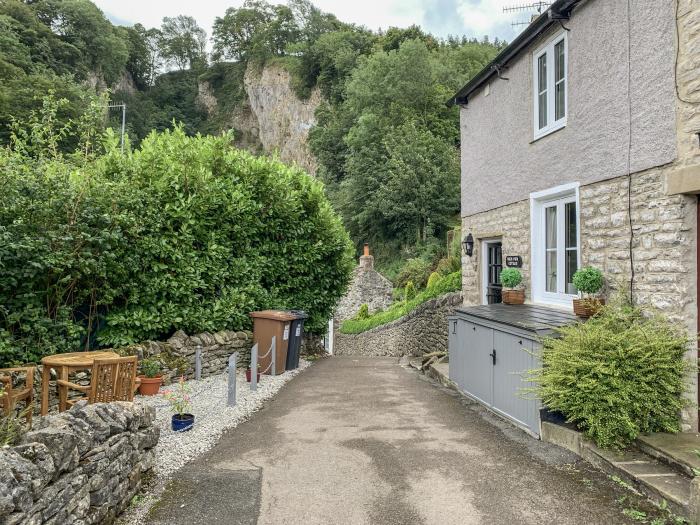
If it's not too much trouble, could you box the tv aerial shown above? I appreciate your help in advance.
[503,2,552,27]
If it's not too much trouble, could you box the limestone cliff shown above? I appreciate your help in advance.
[198,62,321,176]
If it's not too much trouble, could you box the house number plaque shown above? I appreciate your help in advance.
[505,255,522,268]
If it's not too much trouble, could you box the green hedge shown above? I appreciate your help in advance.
[529,305,690,449]
[0,126,354,366]
[340,271,460,334]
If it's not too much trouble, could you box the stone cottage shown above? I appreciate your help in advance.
[449,0,699,429]
[335,244,393,321]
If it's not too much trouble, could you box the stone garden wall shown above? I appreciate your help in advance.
[37,330,254,414]
[0,401,158,525]
[335,292,462,357]
[335,253,393,321]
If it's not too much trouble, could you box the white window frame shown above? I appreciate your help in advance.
[530,182,580,308]
[532,31,567,140]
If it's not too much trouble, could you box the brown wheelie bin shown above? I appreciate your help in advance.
[249,310,296,375]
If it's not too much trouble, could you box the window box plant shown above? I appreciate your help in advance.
[500,268,525,305]
[572,267,605,317]
[163,377,194,432]
[137,357,163,396]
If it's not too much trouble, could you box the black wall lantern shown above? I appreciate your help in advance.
[462,233,474,257]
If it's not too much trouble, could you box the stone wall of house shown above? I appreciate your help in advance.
[461,170,697,427]
[0,401,158,525]
[335,292,462,357]
[335,252,393,321]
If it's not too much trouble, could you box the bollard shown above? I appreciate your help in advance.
[271,336,276,375]
[228,352,238,407]
[250,343,258,392]
[195,346,202,380]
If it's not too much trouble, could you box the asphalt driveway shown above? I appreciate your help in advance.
[147,357,646,524]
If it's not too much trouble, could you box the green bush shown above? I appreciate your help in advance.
[355,304,370,320]
[404,281,416,302]
[427,272,441,289]
[396,257,433,289]
[572,267,604,295]
[529,305,690,449]
[341,271,460,334]
[0,120,354,366]
[499,268,522,289]
[435,256,461,276]
[140,357,162,378]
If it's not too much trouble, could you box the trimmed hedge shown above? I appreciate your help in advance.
[529,305,690,449]
[340,271,460,334]
[0,126,354,366]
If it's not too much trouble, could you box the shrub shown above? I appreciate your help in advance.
[140,357,162,378]
[500,268,522,289]
[396,257,433,289]
[356,304,370,320]
[341,271,461,334]
[404,281,416,301]
[572,267,604,295]
[0,121,354,366]
[427,272,441,289]
[529,305,690,449]
[435,255,460,276]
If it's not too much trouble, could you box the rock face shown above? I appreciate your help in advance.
[198,62,321,175]
[243,63,321,175]
[335,253,394,321]
[0,401,158,525]
[335,292,463,357]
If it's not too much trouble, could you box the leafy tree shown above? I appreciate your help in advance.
[379,122,459,243]
[159,15,207,71]
[213,1,275,61]
[377,25,438,52]
[121,24,163,89]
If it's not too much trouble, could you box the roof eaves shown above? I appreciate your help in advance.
[447,0,581,107]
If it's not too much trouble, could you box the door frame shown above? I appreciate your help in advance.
[481,238,503,305]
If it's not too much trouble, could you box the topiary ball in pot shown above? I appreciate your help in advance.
[572,267,605,317]
[499,268,525,305]
[138,357,163,396]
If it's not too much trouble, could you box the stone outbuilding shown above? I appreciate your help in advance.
[335,244,393,321]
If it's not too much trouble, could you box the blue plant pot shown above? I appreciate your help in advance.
[172,413,195,432]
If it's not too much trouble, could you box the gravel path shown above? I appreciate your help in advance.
[117,359,312,524]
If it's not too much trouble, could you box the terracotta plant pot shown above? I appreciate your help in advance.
[137,376,163,396]
[573,297,605,318]
[246,369,261,382]
[502,289,525,305]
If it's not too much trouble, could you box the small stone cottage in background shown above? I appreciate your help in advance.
[335,244,393,321]
[450,0,699,429]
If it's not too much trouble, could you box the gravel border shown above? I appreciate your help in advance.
[117,359,312,524]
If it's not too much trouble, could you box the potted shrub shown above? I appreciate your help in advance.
[163,377,194,432]
[246,362,261,383]
[137,357,163,396]
[500,268,525,305]
[572,267,605,317]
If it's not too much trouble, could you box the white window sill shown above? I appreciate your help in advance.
[532,120,566,143]
[530,296,576,311]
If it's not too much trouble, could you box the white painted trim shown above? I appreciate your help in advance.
[532,31,568,141]
[481,238,502,305]
[530,183,581,308]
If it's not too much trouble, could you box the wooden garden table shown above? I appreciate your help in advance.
[40,351,119,415]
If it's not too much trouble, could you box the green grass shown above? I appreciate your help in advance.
[340,271,461,334]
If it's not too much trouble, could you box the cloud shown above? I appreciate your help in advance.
[94,0,525,43]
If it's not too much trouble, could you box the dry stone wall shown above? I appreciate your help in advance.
[0,401,158,525]
[335,292,462,357]
[36,330,253,414]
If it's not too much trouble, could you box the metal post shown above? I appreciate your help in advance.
[195,346,202,380]
[228,352,238,407]
[250,343,258,392]
[271,336,276,375]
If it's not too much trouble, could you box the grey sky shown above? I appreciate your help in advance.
[93,0,526,43]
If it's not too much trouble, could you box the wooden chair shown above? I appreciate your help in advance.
[0,367,35,425]
[57,356,138,409]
